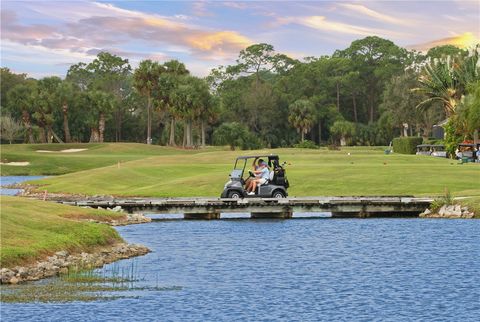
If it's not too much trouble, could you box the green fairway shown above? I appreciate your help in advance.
[25,145,479,198]
[0,143,207,175]
[0,196,124,267]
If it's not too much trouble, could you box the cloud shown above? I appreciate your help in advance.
[1,1,252,66]
[191,1,214,17]
[222,2,249,10]
[408,32,480,51]
[338,3,410,26]
[276,15,406,38]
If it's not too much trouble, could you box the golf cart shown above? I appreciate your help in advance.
[220,154,289,198]
[456,143,479,163]
[415,144,447,158]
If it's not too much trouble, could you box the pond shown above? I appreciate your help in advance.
[0,176,46,195]
[2,218,479,321]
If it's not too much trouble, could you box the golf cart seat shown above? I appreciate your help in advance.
[261,169,275,186]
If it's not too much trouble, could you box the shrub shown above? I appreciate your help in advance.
[443,119,462,158]
[293,140,318,149]
[430,188,454,212]
[213,122,263,150]
[392,137,423,154]
[327,144,340,150]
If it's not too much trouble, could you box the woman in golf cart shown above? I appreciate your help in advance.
[245,158,264,191]
[246,161,270,195]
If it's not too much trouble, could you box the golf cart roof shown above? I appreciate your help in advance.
[417,144,445,148]
[236,154,279,160]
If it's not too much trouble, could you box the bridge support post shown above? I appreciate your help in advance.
[184,211,220,220]
[251,209,293,219]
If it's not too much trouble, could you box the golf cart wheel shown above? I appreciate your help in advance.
[228,191,242,199]
[272,190,286,198]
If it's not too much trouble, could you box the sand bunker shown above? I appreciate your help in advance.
[61,148,87,153]
[0,161,30,166]
[36,148,87,153]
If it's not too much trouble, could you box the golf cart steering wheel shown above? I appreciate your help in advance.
[248,170,255,177]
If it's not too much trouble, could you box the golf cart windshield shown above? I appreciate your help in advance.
[230,169,243,179]
[230,155,279,179]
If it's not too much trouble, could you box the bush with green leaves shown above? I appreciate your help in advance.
[392,137,423,154]
[293,139,318,149]
[213,122,263,150]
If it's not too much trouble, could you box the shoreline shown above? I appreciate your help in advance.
[1,243,150,285]
[0,196,152,285]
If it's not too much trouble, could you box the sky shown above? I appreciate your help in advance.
[1,0,479,78]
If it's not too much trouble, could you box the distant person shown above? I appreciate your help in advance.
[455,148,462,159]
[247,161,270,195]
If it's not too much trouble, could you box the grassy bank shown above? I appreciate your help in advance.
[0,143,205,175]
[25,146,479,197]
[0,196,124,268]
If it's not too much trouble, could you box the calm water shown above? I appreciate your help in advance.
[2,218,479,321]
[0,176,45,195]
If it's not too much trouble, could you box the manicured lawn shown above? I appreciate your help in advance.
[26,146,479,198]
[0,143,206,175]
[0,196,124,267]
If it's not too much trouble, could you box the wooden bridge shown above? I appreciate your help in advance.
[59,196,432,219]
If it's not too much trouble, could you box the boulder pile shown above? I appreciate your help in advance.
[420,204,475,219]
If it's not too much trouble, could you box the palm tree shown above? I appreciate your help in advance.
[86,90,114,142]
[56,81,75,143]
[288,99,316,142]
[6,83,36,143]
[163,60,189,146]
[133,60,164,144]
[415,46,479,117]
[330,120,356,146]
[35,77,64,143]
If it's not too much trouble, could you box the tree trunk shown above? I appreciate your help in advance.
[38,126,47,143]
[301,130,305,142]
[158,121,164,145]
[99,112,105,143]
[369,100,374,123]
[62,104,71,143]
[89,128,100,143]
[50,128,64,143]
[201,120,206,147]
[47,127,53,143]
[318,122,322,144]
[340,136,346,146]
[21,110,35,143]
[336,81,340,112]
[352,94,358,123]
[182,123,187,147]
[169,118,176,146]
[147,96,152,145]
[185,120,193,147]
[114,108,122,142]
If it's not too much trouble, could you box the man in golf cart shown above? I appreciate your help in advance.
[246,160,269,195]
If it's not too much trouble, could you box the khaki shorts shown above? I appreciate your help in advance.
[258,178,267,185]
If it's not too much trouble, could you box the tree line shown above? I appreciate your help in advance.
[1,36,479,150]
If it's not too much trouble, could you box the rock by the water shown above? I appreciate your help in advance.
[421,204,476,219]
[0,243,150,284]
